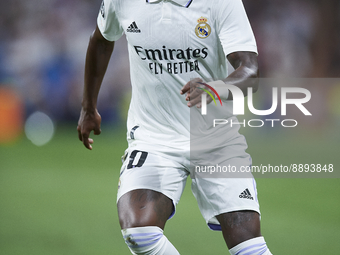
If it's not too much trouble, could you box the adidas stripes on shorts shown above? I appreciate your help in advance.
[117,138,260,231]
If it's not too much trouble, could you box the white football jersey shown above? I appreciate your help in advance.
[97,0,257,148]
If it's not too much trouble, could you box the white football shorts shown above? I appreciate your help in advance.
[117,137,260,231]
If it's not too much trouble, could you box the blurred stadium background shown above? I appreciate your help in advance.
[0,0,340,254]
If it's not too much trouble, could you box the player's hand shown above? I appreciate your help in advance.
[77,108,102,150]
[180,78,213,108]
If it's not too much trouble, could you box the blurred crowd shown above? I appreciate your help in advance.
[0,0,339,128]
[0,0,130,124]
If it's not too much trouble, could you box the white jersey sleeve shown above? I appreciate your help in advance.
[97,0,124,42]
[217,0,257,56]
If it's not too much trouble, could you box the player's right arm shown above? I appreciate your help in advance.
[77,26,114,150]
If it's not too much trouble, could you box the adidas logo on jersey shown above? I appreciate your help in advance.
[239,189,254,200]
[127,22,141,33]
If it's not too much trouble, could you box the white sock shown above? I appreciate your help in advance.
[122,226,180,255]
[229,236,273,255]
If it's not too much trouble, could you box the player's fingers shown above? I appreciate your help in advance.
[188,79,204,97]
[188,95,203,107]
[93,126,101,135]
[180,81,191,95]
[77,126,83,141]
[181,78,203,95]
[82,133,92,150]
[188,88,214,107]
[190,86,204,100]
[185,91,191,101]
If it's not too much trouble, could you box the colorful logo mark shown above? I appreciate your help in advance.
[197,82,223,106]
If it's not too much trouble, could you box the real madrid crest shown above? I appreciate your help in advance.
[195,17,211,39]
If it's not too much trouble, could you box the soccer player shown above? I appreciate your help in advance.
[77,0,273,254]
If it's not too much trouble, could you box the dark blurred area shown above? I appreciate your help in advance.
[0,0,339,142]
[0,0,129,124]
[246,0,340,78]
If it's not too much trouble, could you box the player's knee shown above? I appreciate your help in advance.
[117,189,173,229]
[118,207,159,229]
[121,226,179,255]
[117,192,154,229]
[122,226,163,254]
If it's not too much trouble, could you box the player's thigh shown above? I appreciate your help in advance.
[117,145,188,230]
[118,189,173,230]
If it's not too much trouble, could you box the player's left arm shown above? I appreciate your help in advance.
[224,50,259,98]
[180,51,259,107]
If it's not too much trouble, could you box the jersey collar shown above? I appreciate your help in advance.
[146,0,193,8]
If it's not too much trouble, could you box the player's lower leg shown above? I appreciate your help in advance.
[216,210,273,254]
